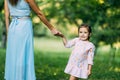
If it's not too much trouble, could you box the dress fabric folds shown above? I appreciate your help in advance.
[5,0,36,80]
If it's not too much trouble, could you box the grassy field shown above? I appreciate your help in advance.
[0,37,120,80]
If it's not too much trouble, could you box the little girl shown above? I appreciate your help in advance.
[61,24,95,80]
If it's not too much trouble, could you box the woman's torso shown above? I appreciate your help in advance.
[7,0,31,17]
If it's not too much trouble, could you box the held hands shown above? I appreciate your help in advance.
[51,28,64,37]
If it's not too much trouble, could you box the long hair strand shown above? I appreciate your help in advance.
[9,0,18,6]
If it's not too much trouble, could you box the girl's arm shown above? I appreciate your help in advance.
[61,35,67,46]
[26,0,62,36]
[4,0,10,33]
[61,37,78,48]
[87,64,92,75]
[87,45,95,76]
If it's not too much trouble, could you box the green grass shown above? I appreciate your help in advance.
[0,37,120,80]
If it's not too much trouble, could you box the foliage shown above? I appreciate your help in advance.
[38,0,120,46]
[0,0,5,45]
[0,0,120,48]
[0,0,4,11]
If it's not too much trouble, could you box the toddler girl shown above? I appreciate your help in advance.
[61,24,95,80]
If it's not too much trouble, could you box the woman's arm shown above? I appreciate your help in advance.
[4,0,10,33]
[26,0,61,35]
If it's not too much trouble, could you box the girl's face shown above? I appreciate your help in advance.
[79,27,90,41]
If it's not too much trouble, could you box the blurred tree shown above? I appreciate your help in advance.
[0,0,6,48]
[38,0,120,44]
[0,0,120,52]
[0,0,4,11]
[40,0,120,43]
[36,0,120,60]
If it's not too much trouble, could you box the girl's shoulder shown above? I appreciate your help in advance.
[88,42,95,49]
[70,37,79,41]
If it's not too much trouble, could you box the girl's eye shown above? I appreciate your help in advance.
[79,31,88,33]
[79,31,82,33]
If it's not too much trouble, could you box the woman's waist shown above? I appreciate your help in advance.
[11,16,31,20]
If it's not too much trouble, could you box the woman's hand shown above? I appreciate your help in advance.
[51,28,63,37]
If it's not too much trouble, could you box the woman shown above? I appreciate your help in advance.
[4,0,62,80]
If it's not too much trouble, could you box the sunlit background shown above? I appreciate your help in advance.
[0,0,120,80]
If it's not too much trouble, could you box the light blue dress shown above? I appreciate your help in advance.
[5,0,36,80]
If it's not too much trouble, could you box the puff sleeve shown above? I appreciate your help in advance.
[65,38,78,48]
[87,44,95,65]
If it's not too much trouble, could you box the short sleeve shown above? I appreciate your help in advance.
[65,38,78,48]
[87,44,95,65]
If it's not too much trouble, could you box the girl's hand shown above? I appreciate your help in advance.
[87,70,91,76]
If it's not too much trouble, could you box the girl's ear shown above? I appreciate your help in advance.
[89,33,91,37]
